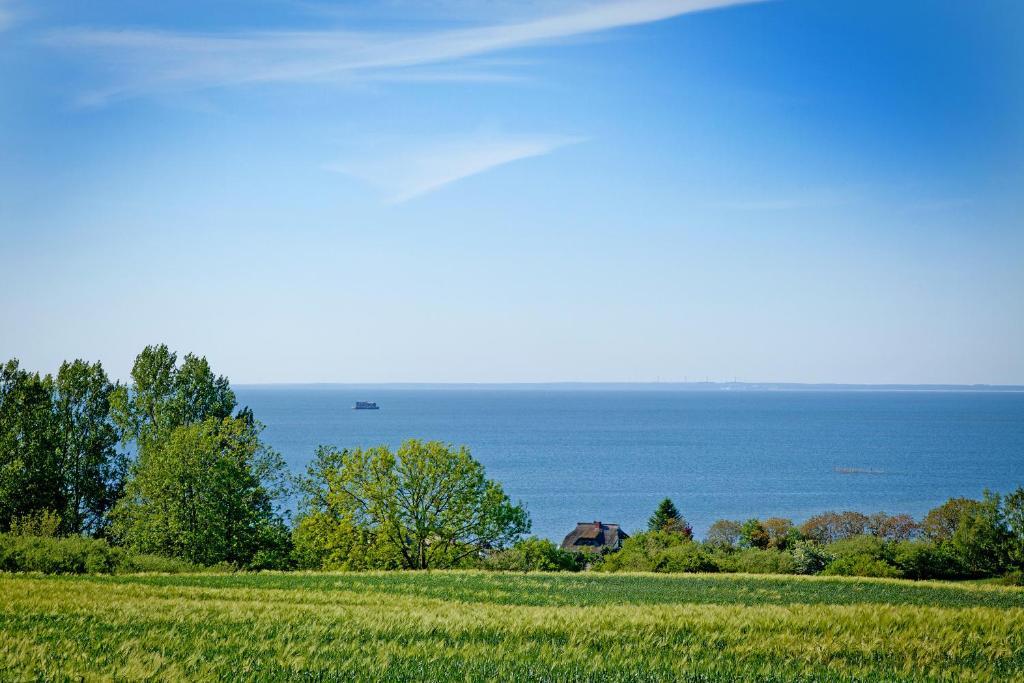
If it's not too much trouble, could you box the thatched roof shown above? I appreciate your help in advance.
[561,521,628,553]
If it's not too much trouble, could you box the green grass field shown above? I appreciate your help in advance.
[2,571,1023,682]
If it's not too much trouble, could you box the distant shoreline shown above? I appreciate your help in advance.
[234,382,1024,393]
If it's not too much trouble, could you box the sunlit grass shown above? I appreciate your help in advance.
[2,571,1022,681]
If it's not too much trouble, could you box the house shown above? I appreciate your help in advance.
[560,521,628,553]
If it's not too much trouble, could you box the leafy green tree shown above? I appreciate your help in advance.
[922,498,979,542]
[111,416,291,567]
[739,519,770,550]
[949,491,1010,576]
[52,360,125,536]
[0,360,59,531]
[111,345,235,449]
[295,439,529,570]
[1004,486,1024,569]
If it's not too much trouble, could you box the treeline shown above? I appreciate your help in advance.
[1,348,292,569]
[1,347,529,572]
[2,349,1021,582]
[585,495,1024,581]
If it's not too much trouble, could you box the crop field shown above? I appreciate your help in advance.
[2,571,1023,682]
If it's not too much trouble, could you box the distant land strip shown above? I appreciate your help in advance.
[234,382,1024,392]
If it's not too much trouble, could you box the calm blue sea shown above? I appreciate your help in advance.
[234,387,1024,541]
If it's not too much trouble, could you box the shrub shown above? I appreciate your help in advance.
[791,541,832,575]
[598,531,717,573]
[722,549,798,575]
[0,533,207,574]
[822,535,901,578]
[891,540,965,580]
[485,537,582,572]
[9,510,62,538]
[823,555,902,578]
[0,533,123,574]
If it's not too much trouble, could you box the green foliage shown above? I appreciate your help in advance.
[110,345,235,450]
[949,490,1011,577]
[1005,487,1024,569]
[0,532,205,574]
[891,540,964,580]
[722,548,798,574]
[790,540,832,575]
[598,531,717,573]
[51,360,125,536]
[0,359,124,536]
[9,509,63,538]
[0,533,127,574]
[111,417,291,568]
[648,498,692,537]
[739,519,770,549]
[822,535,901,578]
[294,440,529,570]
[922,497,979,541]
[484,537,582,572]
[0,360,59,532]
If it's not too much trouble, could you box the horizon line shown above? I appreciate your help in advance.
[231,381,1024,392]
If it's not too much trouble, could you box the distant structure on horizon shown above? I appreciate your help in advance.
[561,521,628,553]
[353,401,379,410]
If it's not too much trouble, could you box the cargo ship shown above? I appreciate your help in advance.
[353,401,379,410]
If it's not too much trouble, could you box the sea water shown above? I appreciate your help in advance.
[234,386,1024,541]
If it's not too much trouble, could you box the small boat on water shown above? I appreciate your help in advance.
[353,401,380,410]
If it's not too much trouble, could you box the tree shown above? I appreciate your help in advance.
[51,360,125,536]
[111,345,235,449]
[867,512,920,542]
[295,439,530,570]
[1004,487,1024,569]
[949,491,1010,576]
[0,360,59,531]
[111,416,291,567]
[739,519,770,549]
[922,498,980,542]
[799,511,869,544]
[648,498,692,538]
[763,517,797,550]
[705,519,743,549]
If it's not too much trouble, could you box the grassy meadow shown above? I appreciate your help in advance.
[2,572,1023,682]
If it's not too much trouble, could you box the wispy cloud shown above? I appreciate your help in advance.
[44,0,766,104]
[0,1,15,32]
[327,130,583,202]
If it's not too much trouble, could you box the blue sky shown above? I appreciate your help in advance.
[1,0,1022,384]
